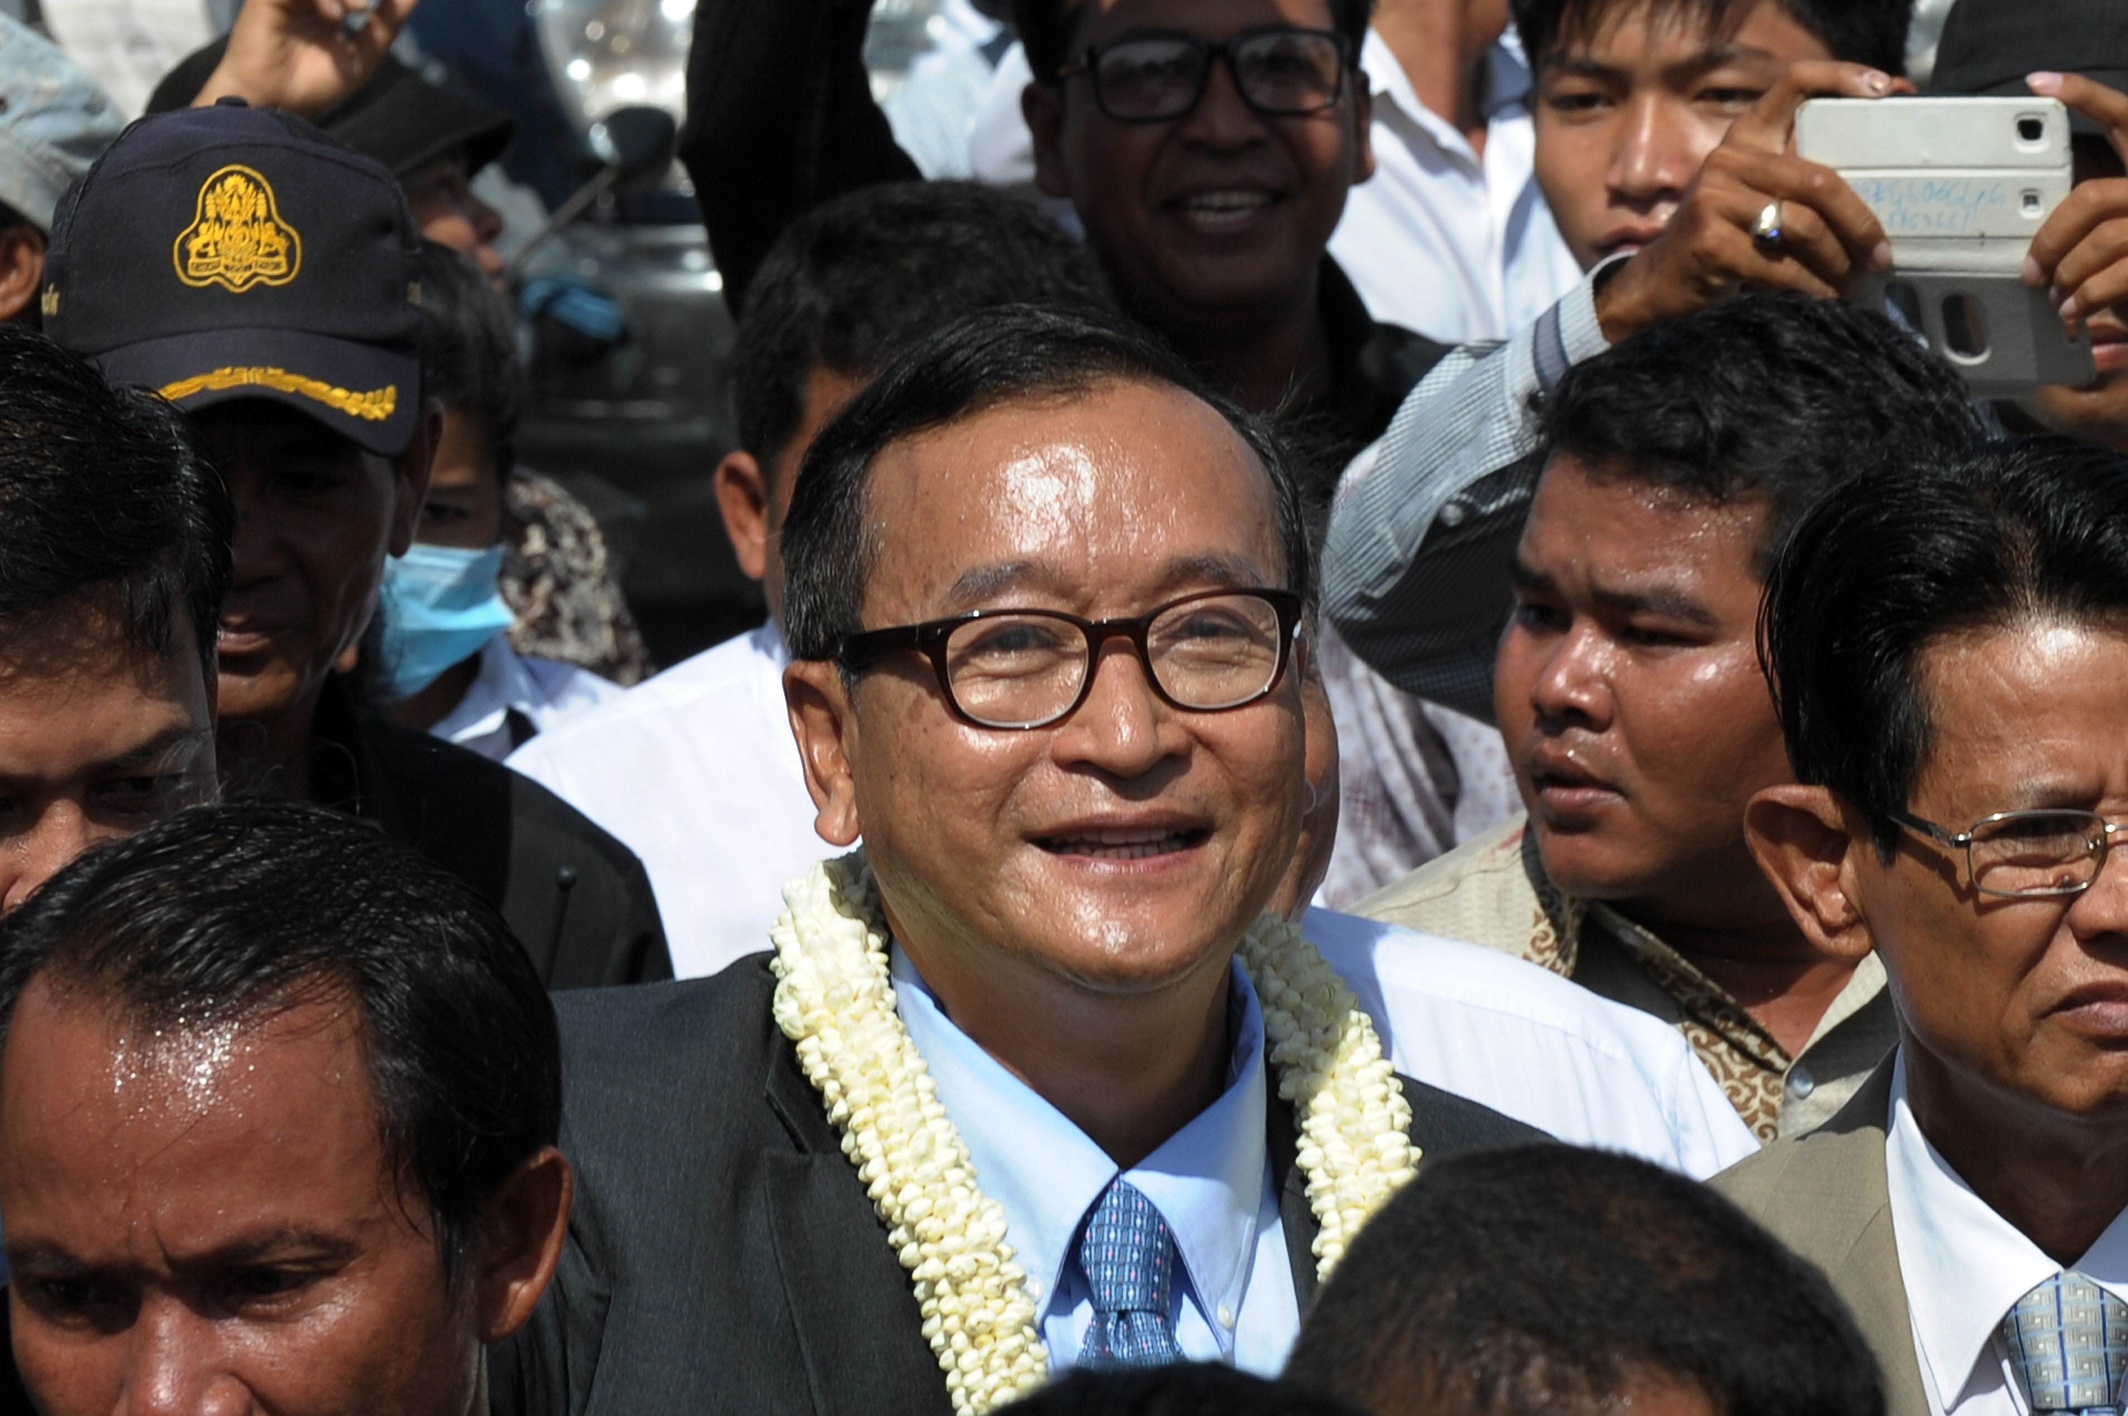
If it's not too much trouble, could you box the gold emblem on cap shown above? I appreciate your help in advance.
[173,165,302,293]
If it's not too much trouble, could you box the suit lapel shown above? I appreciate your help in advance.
[760,1030,955,1416]
[1844,1200,1931,1416]
[1801,1070,1928,1416]
[1269,1080,1321,1313]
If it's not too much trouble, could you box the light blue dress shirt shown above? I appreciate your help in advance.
[890,946,1302,1376]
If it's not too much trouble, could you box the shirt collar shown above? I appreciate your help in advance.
[1356,29,1535,158]
[889,945,1270,1333]
[431,635,535,742]
[1886,1053,2128,1409]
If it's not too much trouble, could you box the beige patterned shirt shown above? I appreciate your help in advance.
[1355,815,1897,1141]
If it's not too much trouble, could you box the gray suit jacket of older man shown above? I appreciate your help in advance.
[1712,1061,1929,1416]
[488,955,1542,1416]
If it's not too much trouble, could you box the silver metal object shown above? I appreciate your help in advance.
[1750,199,1783,247]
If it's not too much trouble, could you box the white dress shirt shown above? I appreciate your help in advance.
[892,948,1301,1375]
[1306,907,1759,1177]
[882,0,1011,180]
[428,635,622,762]
[1886,1053,2128,1416]
[504,624,832,978]
[1330,29,1582,344]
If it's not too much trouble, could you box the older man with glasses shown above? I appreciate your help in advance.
[1724,435,2128,1416]
[490,304,1753,1416]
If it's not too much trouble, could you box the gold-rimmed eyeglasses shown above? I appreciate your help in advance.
[1887,807,2126,899]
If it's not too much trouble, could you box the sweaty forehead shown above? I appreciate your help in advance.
[858,379,1286,621]
[0,983,408,1263]
[1525,454,1769,576]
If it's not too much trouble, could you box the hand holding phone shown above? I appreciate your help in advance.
[1796,93,2095,395]
[1591,61,1895,346]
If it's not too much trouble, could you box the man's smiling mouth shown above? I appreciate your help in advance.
[1171,190,1277,234]
[1033,826,1212,860]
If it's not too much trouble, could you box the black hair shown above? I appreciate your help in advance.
[415,239,523,479]
[1512,0,1914,77]
[1014,0,1376,83]
[780,303,1313,662]
[0,798,561,1281]
[1285,1145,1884,1416]
[1535,292,1987,577]
[0,200,32,234]
[999,1364,1368,1415]
[1762,434,2128,855]
[735,181,1112,470]
[0,323,232,681]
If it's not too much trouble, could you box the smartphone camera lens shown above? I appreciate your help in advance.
[2018,115,2046,143]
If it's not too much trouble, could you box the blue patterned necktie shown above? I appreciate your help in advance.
[2003,1272,2128,1414]
[1076,1178,1185,1369]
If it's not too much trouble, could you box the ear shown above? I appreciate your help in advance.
[1023,81,1073,200]
[1350,79,1377,186]
[785,658,862,847]
[387,401,445,557]
[1744,784,1875,964]
[473,1146,573,1344]
[0,226,45,324]
[713,450,772,583]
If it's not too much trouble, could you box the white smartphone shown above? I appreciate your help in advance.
[1795,95,2094,395]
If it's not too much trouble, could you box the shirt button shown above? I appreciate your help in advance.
[1785,1064,1816,1100]
[1218,1304,1236,1330]
[1438,500,1468,528]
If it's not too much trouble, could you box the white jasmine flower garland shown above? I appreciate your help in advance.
[770,852,1423,1416]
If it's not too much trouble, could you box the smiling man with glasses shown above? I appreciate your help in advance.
[1014,0,1421,461]
[1724,435,2128,1416]
[491,304,1755,1416]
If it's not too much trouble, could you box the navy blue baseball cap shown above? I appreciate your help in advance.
[43,100,423,456]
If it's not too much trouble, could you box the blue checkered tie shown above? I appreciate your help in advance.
[1076,1178,1184,1369]
[2003,1273,2128,1414]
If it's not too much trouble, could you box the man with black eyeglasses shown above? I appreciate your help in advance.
[1722,435,2128,1416]
[490,305,1754,1416]
[687,0,1528,931]
[685,0,1444,494]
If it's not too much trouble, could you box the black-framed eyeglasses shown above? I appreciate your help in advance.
[836,588,1304,731]
[1887,807,2125,899]
[1058,27,1352,124]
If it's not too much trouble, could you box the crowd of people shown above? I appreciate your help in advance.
[0,0,2122,1411]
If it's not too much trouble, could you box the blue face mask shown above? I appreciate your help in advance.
[375,543,516,701]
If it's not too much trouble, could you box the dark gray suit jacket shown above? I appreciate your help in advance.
[490,956,1542,1416]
